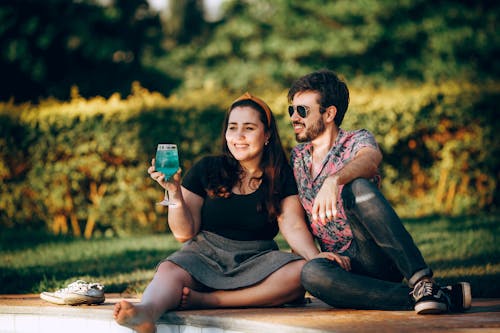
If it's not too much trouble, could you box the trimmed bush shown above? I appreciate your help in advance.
[1,81,498,236]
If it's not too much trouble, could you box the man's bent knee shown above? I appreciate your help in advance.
[301,258,339,289]
[342,178,378,209]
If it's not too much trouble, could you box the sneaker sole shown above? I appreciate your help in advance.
[40,292,105,306]
[458,282,472,311]
[415,300,448,315]
[40,292,66,305]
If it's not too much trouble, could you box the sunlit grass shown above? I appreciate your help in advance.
[0,234,181,295]
[1,214,498,298]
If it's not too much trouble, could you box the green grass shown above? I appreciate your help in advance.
[1,213,499,297]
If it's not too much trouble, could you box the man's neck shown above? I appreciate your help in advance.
[309,126,339,178]
[311,126,339,159]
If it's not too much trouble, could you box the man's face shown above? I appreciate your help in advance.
[290,91,326,142]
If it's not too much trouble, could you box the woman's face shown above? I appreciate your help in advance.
[225,106,269,165]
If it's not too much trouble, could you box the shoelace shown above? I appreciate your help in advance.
[411,281,433,300]
[55,280,104,293]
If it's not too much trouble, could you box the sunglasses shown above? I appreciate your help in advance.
[288,105,311,118]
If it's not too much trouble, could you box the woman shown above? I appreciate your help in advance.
[113,92,350,333]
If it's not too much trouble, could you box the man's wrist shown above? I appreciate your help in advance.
[328,173,341,186]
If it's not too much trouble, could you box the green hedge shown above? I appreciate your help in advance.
[1,82,498,237]
[344,82,499,216]
[0,85,228,237]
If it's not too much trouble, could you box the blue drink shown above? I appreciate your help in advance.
[155,144,179,179]
[154,144,179,206]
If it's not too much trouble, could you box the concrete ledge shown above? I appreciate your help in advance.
[1,294,500,332]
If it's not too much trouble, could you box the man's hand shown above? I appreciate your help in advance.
[312,175,340,225]
[314,252,351,271]
[311,147,382,225]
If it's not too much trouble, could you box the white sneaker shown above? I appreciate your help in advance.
[40,280,105,305]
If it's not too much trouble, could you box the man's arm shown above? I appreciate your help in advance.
[334,146,382,184]
[278,195,351,270]
[312,147,382,224]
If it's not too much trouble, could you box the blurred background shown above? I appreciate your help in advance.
[0,0,498,237]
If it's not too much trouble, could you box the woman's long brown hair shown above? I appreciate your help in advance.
[205,98,288,221]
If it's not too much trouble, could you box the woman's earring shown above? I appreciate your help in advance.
[265,140,269,146]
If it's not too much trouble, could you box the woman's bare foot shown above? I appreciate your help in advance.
[179,287,217,309]
[113,300,156,333]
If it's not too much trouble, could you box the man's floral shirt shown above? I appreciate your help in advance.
[290,128,381,253]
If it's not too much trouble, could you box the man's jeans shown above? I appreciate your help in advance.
[301,178,432,310]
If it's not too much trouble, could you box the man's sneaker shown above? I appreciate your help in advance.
[40,280,105,305]
[411,280,448,314]
[442,282,472,312]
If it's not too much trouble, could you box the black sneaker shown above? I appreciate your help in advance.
[411,280,448,314]
[442,282,472,312]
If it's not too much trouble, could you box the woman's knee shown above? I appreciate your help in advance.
[156,260,191,282]
[157,260,177,272]
[280,259,306,285]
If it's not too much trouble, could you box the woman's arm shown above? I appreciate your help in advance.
[277,195,351,270]
[148,160,203,242]
[277,195,319,260]
[167,185,203,242]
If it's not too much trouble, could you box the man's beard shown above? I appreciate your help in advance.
[295,118,326,142]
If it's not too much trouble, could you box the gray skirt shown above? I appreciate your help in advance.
[164,230,302,290]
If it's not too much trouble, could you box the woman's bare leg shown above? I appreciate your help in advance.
[180,260,305,309]
[113,261,198,333]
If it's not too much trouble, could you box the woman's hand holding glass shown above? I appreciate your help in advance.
[151,143,181,206]
[148,159,182,207]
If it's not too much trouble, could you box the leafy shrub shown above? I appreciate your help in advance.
[1,81,498,236]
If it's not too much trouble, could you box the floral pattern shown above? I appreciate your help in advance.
[291,128,381,253]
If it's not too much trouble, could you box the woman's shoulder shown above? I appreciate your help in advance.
[188,155,227,178]
[183,155,224,195]
[276,162,297,197]
[192,155,223,167]
[280,161,294,176]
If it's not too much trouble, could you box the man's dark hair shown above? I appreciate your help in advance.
[288,69,350,126]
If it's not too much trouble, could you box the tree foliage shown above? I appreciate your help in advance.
[0,0,177,101]
[157,0,499,92]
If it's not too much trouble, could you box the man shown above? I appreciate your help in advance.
[288,69,471,314]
